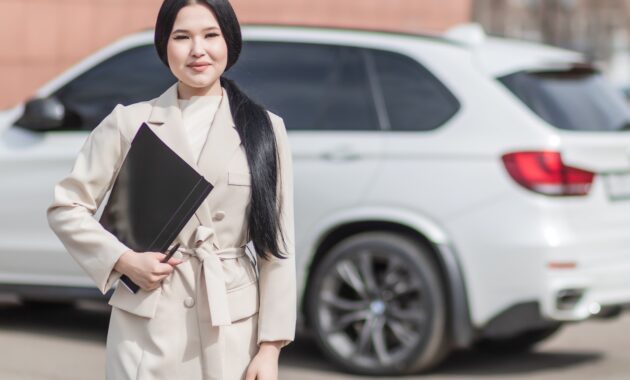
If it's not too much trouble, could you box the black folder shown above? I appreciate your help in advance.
[99,122,213,293]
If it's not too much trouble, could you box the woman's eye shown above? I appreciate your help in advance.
[205,33,219,38]
[174,36,188,40]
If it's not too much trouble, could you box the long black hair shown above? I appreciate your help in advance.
[154,0,287,260]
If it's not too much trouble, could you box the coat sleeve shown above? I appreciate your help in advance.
[46,104,131,294]
[257,115,297,348]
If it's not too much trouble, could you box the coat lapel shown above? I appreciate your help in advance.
[196,87,242,186]
[145,82,243,250]
[146,83,199,172]
[194,88,243,250]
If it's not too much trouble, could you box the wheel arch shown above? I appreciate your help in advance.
[300,208,475,348]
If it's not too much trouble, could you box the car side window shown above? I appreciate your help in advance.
[226,41,380,131]
[368,49,460,131]
[53,45,176,131]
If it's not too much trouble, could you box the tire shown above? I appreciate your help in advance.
[476,323,563,353]
[306,232,450,375]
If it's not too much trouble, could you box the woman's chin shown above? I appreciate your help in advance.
[180,77,218,89]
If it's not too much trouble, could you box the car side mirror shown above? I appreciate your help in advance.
[15,97,66,131]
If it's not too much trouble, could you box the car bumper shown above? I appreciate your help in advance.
[541,241,630,321]
[447,190,630,328]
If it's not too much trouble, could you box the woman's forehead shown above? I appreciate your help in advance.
[173,4,219,31]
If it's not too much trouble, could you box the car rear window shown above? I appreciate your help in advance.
[499,68,630,132]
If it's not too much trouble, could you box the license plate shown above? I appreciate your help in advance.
[604,172,630,200]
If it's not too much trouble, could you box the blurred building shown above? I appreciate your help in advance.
[0,0,471,109]
[473,0,630,84]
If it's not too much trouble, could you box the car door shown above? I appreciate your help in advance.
[360,47,464,219]
[0,45,175,287]
[226,41,385,266]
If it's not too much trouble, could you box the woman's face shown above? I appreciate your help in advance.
[167,3,228,98]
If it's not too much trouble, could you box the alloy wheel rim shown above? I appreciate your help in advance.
[316,248,431,369]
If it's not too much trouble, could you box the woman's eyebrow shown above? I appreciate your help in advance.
[172,26,220,34]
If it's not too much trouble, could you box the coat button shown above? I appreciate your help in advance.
[213,211,226,221]
[184,297,195,308]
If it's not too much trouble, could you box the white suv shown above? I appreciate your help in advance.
[2,24,630,375]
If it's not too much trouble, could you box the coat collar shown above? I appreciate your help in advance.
[147,82,236,128]
[145,82,243,250]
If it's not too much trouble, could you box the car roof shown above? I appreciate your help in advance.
[34,24,587,98]
[241,23,463,45]
[242,24,587,78]
[34,25,465,98]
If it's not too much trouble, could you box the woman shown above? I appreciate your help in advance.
[46,0,296,379]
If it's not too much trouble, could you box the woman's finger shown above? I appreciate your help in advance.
[244,369,257,380]
[166,257,184,266]
[154,263,175,275]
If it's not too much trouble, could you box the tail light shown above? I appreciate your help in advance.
[501,151,595,196]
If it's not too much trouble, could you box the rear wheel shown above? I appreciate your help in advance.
[306,232,450,375]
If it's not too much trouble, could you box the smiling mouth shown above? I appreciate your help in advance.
[188,64,211,72]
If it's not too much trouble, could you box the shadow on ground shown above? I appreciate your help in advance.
[0,300,109,344]
[0,301,603,378]
[431,348,601,377]
[281,333,602,378]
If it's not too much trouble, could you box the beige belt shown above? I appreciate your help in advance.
[168,225,246,327]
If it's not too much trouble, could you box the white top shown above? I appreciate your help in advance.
[177,95,222,162]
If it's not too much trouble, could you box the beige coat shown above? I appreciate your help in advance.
[46,82,296,380]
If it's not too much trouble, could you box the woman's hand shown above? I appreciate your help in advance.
[114,249,183,291]
[245,341,283,380]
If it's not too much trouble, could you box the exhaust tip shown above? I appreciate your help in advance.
[556,288,584,311]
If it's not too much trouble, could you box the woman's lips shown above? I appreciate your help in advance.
[188,63,210,72]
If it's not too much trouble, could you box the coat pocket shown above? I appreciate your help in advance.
[227,281,259,322]
[108,282,162,319]
[223,255,259,322]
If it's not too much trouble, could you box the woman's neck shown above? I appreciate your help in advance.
[177,80,223,100]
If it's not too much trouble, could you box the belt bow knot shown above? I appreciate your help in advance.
[192,225,232,326]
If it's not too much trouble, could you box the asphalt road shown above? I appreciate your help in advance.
[0,297,628,380]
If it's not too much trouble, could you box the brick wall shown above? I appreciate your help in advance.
[0,0,471,108]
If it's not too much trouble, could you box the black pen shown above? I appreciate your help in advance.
[161,243,181,263]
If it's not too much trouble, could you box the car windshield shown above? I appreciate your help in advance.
[499,67,630,132]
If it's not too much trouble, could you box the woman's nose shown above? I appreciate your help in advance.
[191,38,206,56]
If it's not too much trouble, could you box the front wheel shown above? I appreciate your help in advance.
[306,232,450,375]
